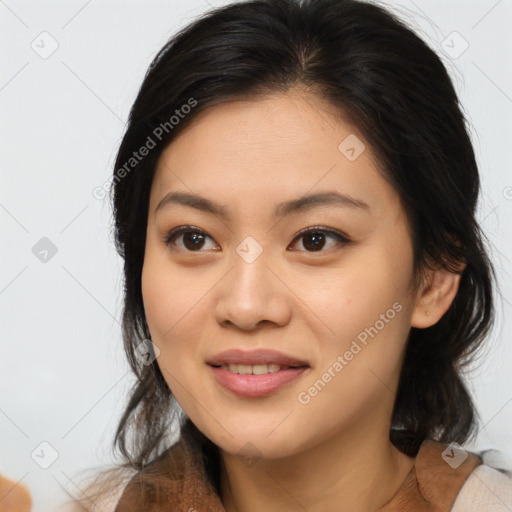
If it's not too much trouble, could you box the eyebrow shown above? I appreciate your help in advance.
[155,190,370,219]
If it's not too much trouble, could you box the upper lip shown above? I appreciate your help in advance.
[207,349,309,367]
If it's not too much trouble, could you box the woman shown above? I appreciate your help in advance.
[70,0,512,510]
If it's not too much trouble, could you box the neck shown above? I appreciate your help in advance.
[219,425,415,512]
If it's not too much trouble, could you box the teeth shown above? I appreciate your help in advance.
[250,364,266,375]
[219,363,292,374]
[238,364,252,375]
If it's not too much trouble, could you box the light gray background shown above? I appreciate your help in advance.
[1,1,511,511]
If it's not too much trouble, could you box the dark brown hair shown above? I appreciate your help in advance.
[68,0,496,508]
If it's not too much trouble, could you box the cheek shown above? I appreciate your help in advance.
[311,253,410,333]
[141,245,201,338]
[141,252,212,388]
[343,244,414,365]
[308,236,414,372]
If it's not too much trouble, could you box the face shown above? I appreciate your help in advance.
[141,89,422,460]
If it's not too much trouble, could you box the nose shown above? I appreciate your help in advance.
[214,248,292,332]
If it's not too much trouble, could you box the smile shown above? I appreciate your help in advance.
[209,364,309,398]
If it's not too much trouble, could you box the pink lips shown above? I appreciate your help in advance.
[207,348,310,398]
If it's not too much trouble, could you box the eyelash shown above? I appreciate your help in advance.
[163,225,351,254]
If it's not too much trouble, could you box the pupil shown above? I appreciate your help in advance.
[303,232,325,251]
[184,232,205,250]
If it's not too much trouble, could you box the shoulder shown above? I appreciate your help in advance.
[396,440,512,511]
[413,440,482,504]
[452,463,512,511]
[114,441,224,512]
[114,446,178,512]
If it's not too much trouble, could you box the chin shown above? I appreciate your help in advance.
[203,425,304,461]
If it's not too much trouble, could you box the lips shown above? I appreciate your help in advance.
[207,348,310,397]
[207,348,310,368]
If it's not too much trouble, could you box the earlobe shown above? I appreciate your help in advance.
[411,263,465,329]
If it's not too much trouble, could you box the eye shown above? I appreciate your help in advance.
[163,226,219,252]
[288,226,351,253]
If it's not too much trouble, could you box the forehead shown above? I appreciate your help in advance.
[149,91,401,220]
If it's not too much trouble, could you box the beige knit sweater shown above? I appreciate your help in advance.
[452,458,512,511]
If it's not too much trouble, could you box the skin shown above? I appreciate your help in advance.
[0,473,32,512]
[141,87,463,512]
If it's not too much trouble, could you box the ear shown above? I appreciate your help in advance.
[411,261,465,329]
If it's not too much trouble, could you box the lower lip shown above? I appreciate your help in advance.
[209,365,308,398]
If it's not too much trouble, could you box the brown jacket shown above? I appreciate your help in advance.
[115,440,482,511]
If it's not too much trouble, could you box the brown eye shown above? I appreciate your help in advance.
[289,227,351,253]
[164,226,218,252]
